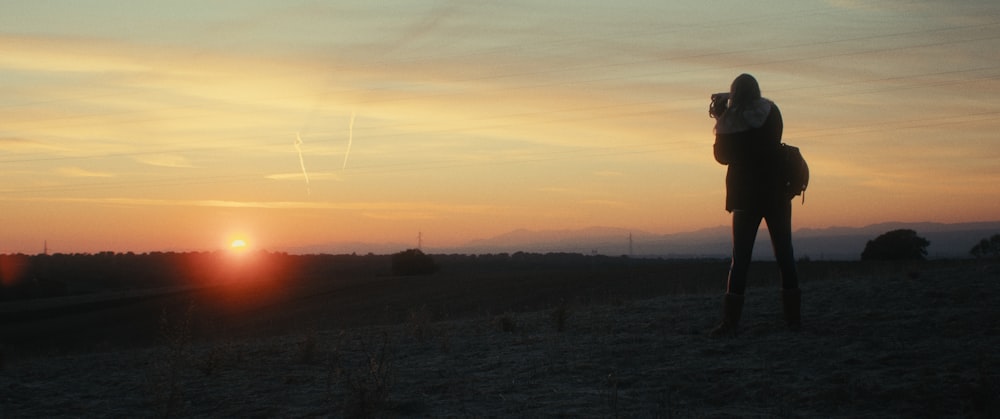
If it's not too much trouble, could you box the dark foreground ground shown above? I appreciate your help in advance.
[1,259,998,417]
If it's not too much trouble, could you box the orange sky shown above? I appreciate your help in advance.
[2,1,999,253]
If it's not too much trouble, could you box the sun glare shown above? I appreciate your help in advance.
[230,239,248,250]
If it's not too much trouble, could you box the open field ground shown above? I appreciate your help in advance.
[2,259,999,417]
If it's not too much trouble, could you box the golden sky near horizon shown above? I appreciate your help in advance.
[2,0,999,253]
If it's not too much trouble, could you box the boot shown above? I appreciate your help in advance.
[782,288,801,332]
[710,293,744,337]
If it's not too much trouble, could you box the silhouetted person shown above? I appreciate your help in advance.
[709,73,800,336]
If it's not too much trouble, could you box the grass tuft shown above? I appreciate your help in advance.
[296,328,319,364]
[497,312,517,333]
[407,305,435,343]
[145,302,195,418]
[330,331,397,418]
[551,300,571,332]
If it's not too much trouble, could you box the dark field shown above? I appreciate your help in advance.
[1,255,998,417]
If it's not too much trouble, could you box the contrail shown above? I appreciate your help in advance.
[294,132,311,194]
[342,112,355,171]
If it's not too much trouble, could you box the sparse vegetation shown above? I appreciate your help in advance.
[146,303,195,418]
[296,328,319,364]
[407,304,435,343]
[604,371,620,417]
[334,331,397,418]
[551,300,571,332]
[497,312,518,333]
[193,339,235,377]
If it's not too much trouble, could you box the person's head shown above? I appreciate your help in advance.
[729,73,761,107]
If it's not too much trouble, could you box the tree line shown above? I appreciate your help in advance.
[2,231,997,302]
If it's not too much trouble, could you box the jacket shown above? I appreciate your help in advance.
[713,103,784,212]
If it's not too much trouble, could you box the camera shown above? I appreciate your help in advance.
[709,92,730,119]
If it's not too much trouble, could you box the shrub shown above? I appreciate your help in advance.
[970,234,1000,259]
[861,229,930,261]
[390,249,438,276]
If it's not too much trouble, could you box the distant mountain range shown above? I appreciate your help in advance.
[290,221,1000,260]
[444,221,1000,260]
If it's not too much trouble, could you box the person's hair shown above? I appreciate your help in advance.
[729,73,761,107]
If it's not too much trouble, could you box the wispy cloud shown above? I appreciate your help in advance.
[825,0,933,13]
[580,199,631,208]
[0,35,146,74]
[362,211,435,221]
[0,136,65,153]
[342,112,356,171]
[134,154,195,168]
[266,171,343,182]
[55,167,114,178]
[4,196,496,214]
[294,132,310,194]
[0,137,38,146]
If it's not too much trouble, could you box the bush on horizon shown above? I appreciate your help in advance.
[970,234,1000,259]
[391,249,438,276]
[861,229,930,261]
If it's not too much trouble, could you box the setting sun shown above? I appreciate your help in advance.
[230,239,248,250]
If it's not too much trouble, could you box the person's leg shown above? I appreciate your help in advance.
[712,210,761,337]
[764,201,798,290]
[764,201,801,331]
[727,210,762,295]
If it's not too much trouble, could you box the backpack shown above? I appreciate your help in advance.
[779,143,809,203]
